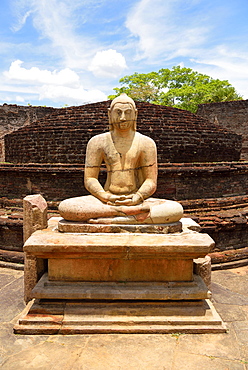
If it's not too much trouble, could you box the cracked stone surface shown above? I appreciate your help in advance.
[0,266,247,369]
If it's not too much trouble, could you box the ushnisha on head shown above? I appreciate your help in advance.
[108,93,138,131]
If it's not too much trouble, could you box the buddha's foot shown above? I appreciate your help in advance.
[88,216,137,224]
[114,203,150,216]
[88,210,150,224]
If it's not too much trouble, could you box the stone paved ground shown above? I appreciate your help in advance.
[0,266,247,370]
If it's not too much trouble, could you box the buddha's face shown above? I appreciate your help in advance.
[108,103,137,132]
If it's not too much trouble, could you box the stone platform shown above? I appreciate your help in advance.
[14,298,226,335]
[16,217,226,334]
[24,217,214,286]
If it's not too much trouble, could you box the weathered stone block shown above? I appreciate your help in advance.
[194,256,211,288]
[23,194,47,242]
[23,194,48,302]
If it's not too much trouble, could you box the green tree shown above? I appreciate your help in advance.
[109,66,242,113]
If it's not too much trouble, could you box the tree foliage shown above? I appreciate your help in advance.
[109,66,242,113]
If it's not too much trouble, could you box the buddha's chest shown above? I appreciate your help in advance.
[103,138,140,169]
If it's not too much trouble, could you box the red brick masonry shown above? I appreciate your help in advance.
[5,101,241,164]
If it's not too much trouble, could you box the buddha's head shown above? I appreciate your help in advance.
[108,93,138,131]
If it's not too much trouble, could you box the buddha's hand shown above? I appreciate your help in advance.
[105,194,130,205]
[111,193,143,206]
[97,193,122,204]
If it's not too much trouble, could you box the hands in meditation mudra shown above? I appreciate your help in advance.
[59,94,183,224]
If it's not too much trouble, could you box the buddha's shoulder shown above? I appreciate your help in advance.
[87,132,110,146]
[136,132,156,147]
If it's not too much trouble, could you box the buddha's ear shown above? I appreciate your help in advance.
[135,108,138,120]
[108,108,113,130]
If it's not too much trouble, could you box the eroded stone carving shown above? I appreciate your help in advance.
[59,94,183,225]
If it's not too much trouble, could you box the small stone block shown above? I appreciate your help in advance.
[23,194,48,302]
[194,256,212,288]
[23,194,48,242]
[181,217,201,232]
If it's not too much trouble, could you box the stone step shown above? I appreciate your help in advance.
[32,273,211,301]
[19,314,223,327]
[14,298,227,335]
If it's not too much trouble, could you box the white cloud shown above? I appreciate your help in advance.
[89,49,127,78]
[0,81,37,94]
[124,0,248,99]
[191,47,248,99]
[2,59,107,105]
[11,0,100,69]
[4,60,80,87]
[15,95,26,102]
[192,47,248,79]
[39,85,107,105]
[126,0,209,62]
[0,94,25,103]
[11,9,33,32]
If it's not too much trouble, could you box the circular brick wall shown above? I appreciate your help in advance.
[5,101,242,164]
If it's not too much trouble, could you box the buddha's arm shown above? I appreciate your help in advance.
[137,167,157,200]
[84,166,104,196]
[136,137,157,200]
[84,136,123,204]
[84,137,107,201]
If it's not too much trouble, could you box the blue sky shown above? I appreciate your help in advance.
[1,0,248,107]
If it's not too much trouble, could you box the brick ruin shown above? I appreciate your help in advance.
[197,99,248,160]
[0,104,57,162]
[4,101,241,164]
[1,101,248,268]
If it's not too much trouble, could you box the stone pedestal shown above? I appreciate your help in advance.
[14,217,227,334]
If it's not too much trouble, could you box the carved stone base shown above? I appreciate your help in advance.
[14,298,227,334]
[17,217,226,335]
[58,219,182,234]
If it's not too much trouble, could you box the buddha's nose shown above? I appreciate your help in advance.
[120,111,126,121]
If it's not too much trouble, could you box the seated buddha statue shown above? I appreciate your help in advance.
[58,93,183,224]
